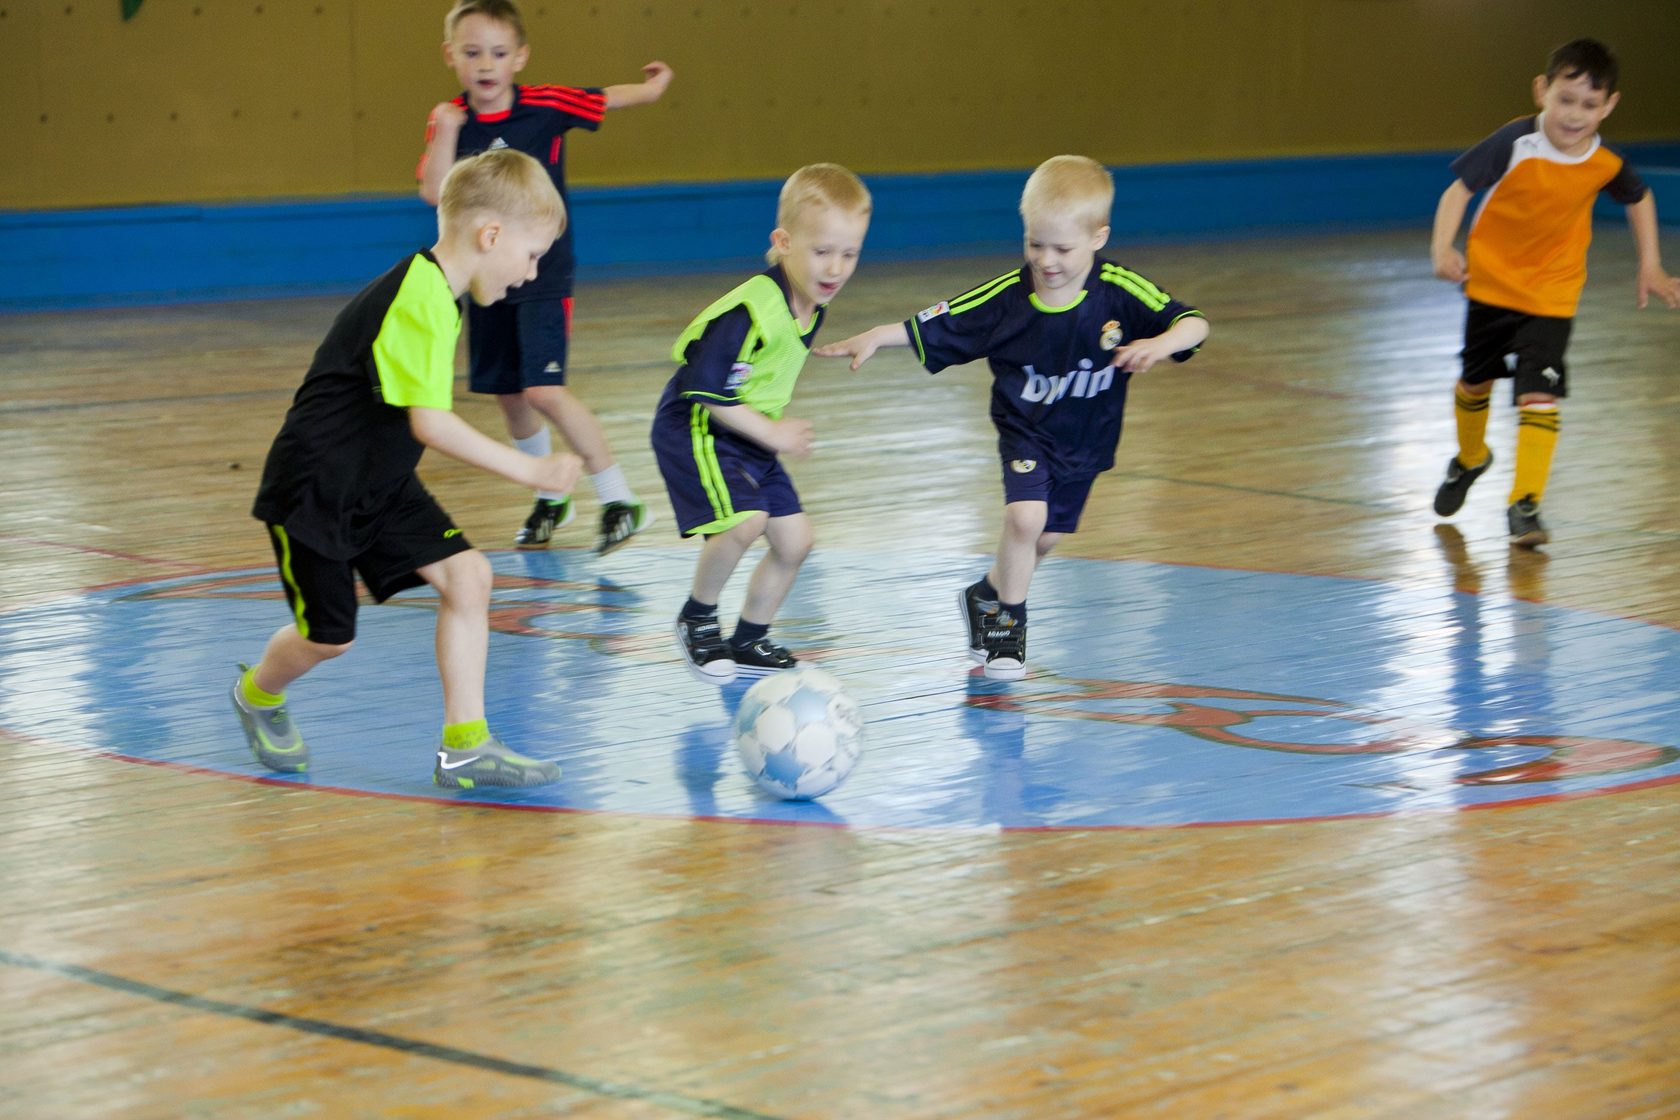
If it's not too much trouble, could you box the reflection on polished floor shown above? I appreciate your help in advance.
[3,229,1678,1118]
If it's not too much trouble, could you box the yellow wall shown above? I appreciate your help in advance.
[4,0,1678,209]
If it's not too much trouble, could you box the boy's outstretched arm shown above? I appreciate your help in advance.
[1431,180,1474,283]
[813,323,911,370]
[1111,315,1211,374]
[1627,193,1680,309]
[603,61,673,109]
[409,406,582,493]
[701,402,814,459]
[417,102,467,206]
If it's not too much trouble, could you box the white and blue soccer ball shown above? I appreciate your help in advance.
[732,666,864,800]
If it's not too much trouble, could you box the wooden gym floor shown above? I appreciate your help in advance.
[1,227,1677,1118]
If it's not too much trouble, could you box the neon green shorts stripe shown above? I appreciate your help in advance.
[689,405,734,522]
[270,525,310,640]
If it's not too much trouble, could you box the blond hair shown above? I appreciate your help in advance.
[439,148,564,238]
[1019,155,1113,233]
[767,163,872,264]
[445,0,526,44]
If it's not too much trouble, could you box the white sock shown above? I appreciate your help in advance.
[514,429,566,502]
[591,463,634,505]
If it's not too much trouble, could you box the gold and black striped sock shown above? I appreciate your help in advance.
[1509,404,1561,504]
[1453,383,1492,468]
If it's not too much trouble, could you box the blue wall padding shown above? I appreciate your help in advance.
[4,146,1677,311]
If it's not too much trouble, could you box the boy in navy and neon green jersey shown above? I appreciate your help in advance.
[418,0,672,554]
[234,149,582,789]
[651,164,873,683]
[1429,38,1679,547]
[819,155,1209,681]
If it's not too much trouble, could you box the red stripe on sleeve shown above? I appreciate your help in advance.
[522,84,606,121]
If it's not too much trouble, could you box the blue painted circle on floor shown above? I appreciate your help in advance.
[2,547,1677,828]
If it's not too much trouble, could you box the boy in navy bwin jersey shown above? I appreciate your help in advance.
[819,155,1209,681]
[418,0,672,553]
[235,150,581,790]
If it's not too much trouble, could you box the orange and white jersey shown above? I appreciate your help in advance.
[1453,115,1647,318]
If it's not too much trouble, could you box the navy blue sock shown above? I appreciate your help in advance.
[681,597,717,622]
[999,600,1027,624]
[731,620,769,648]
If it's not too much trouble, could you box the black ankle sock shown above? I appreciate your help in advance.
[681,597,717,622]
[998,600,1027,623]
[731,620,769,648]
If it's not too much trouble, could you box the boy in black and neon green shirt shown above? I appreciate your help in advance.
[234,149,582,789]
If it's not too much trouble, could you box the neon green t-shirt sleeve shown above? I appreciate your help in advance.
[372,258,459,410]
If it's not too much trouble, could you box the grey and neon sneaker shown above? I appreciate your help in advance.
[433,737,561,789]
[515,496,575,549]
[959,581,995,663]
[1433,451,1493,517]
[597,499,653,555]
[230,665,309,773]
[1507,497,1550,548]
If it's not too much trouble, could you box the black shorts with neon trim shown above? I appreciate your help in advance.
[651,411,802,537]
[998,451,1097,535]
[1461,299,1571,401]
[263,478,472,645]
[467,296,574,394]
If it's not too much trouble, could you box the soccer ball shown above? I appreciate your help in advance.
[733,666,864,800]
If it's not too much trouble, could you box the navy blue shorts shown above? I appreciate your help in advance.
[999,455,1097,534]
[1461,299,1571,401]
[467,296,573,394]
[651,411,802,537]
[265,478,472,645]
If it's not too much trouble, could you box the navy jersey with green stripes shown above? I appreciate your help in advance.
[252,251,460,559]
[905,259,1202,477]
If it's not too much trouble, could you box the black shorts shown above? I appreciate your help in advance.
[467,296,574,394]
[1461,299,1571,400]
[999,454,1097,534]
[264,480,473,645]
[651,414,802,537]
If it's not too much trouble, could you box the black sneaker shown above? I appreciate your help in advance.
[731,637,797,677]
[676,614,737,683]
[958,582,995,664]
[981,610,1027,681]
[597,500,653,555]
[515,497,574,548]
[1433,451,1493,517]
[1507,497,1549,547]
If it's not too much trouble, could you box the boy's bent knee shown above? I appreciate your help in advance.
[305,638,354,661]
[422,549,493,598]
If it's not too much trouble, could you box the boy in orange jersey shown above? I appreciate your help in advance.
[418,0,672,554]
[1430,38,1680,546]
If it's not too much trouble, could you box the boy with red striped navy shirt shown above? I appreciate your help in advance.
[418,0,672,554]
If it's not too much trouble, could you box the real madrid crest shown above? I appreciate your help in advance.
[1100,320,1122,350]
